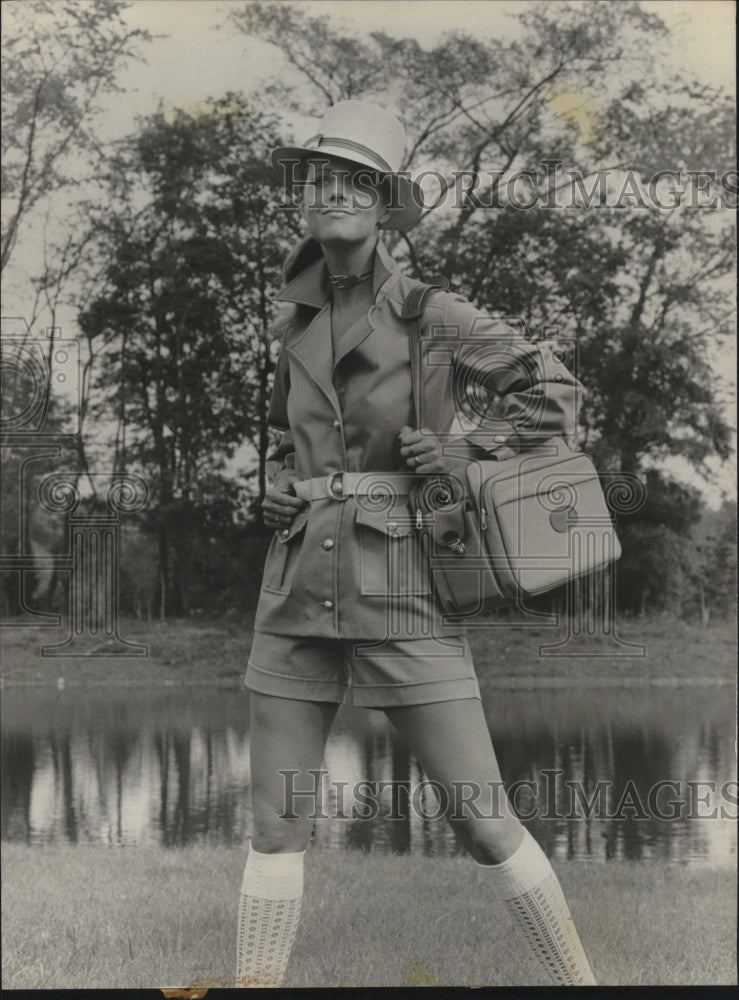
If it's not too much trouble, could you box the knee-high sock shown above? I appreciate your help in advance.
[479,828,596,985]
[236,847,304,988]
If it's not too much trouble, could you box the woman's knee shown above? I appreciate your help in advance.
[251,806,312,853]
[451,815,525,866]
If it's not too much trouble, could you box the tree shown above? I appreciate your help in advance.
[1,0,151,274]
[78,97,298,614]
[689,500,738,621]
[2,1,153,549]
[614,470,703,614]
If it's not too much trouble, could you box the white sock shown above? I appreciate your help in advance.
[479,828,596,985]
[235,847,304,988]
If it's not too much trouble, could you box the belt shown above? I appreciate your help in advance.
[292,472,417,502]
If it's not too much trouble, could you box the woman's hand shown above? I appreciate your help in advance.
[399,426,461,475]
[262,473,307,530]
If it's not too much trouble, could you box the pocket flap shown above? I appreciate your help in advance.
[488,455,601,510]
[275,505,310,543]
[355,504,415,537]
[465,438,573,501]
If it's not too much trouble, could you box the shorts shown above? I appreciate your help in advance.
[245,631,481,708]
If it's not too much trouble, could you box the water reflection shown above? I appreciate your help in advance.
[1,685,735,864]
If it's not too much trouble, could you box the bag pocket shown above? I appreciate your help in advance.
[429,504,505,613]
[355,505,431,596]
[483,455,620,597]
[261,507,309,595]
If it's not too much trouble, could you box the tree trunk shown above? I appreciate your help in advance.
[699,587,710,629]
[158,525,168,621]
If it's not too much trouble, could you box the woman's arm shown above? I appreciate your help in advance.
[441,293,582,458]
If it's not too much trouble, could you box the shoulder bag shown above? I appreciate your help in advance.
[402,282,621,616]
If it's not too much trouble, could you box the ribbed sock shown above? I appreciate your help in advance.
[235,847,304,988]
[479,828,596,985]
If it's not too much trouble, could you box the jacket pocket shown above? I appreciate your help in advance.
[355,505,431,596]
[261,507,309,595]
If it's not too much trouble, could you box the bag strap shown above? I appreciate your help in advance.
[401,276,449,426]
[402,277,455,526]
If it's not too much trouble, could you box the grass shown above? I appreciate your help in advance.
[0,611,735,688]
[1,843,735,989]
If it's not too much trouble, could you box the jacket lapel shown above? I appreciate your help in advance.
[275,261,340,421]
[288,304,343,423]
[332,240,400,370]
[274,240,402,415]
[274,256,329,309]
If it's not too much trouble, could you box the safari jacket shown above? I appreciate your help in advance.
[253,240,582,639]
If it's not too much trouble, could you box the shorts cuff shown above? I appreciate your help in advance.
[350,677,481,708]
[245,660,347,704]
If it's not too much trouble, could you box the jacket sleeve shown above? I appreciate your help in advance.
[267,343,290,432]
[437,293,582,459]
[266,430,297,488]
[265,346,298,488]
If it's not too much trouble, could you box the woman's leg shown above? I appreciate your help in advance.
[236,692,339,988]
[384,697,596,985]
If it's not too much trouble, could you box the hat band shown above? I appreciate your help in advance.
[303,135,394,174]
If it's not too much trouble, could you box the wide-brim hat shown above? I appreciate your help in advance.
[271,100,424,232]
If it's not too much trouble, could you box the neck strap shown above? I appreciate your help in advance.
[327,268,374,290]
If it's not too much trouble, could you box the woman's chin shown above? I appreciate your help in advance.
[308,216,375,245]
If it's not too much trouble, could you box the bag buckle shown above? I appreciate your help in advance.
[326,472,347,500]
[442,531,466,555]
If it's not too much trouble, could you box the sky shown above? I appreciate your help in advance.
[2,0,736,505]
[110,1,735,134]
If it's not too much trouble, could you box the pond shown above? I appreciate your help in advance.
[1,684,735,864]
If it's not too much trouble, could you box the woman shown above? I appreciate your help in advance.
[236,101,596,987]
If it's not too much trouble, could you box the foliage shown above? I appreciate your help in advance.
[1,0,151,274]
[688,499,738,619]
[614,471,702,614]
[0,333,81,617]
[77,96,297,613]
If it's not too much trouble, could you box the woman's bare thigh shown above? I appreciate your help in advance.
[249,691,340,853]
[384,697,523,862]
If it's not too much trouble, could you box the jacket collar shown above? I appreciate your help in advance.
[275,238,399,308]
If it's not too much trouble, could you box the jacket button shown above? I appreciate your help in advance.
[493,434,507,444]
[322,538,334,550]
[332,419,341,430]
[321,599,334,609]
[280,528,290,539]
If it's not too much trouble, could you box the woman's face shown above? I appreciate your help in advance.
[299,155,390,248]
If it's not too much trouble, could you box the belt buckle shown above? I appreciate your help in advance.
[326,472,347,500]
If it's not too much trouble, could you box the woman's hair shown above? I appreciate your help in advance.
[282,236,323,284]
[282,236,324,284]
[271,236,324,347]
